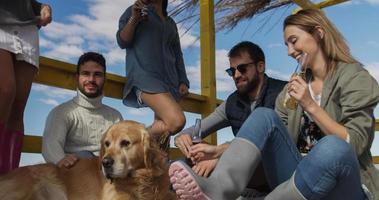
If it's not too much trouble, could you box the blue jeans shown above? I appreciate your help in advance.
[237,107,365,200]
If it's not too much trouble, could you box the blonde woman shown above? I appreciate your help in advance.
[169,9,379,200]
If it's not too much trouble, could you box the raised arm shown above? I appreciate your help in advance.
[174,102,230,157]
[116,1,147,49]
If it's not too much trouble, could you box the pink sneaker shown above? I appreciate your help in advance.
[169,161,210,200]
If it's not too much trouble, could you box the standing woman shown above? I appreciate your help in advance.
[169,9,379,200]
[0,1,52,174]
[116,0,189,149]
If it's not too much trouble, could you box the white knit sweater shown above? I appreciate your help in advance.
[42,90,123,164]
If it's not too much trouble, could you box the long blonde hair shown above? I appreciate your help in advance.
[283,9,358,72]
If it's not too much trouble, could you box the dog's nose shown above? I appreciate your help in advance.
[102,157,114,168]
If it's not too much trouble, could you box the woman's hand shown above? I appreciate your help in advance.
[189,143,219,163]
[130,0,149,24]
[39,4,52,26]
[179,83,189,97]
[288,75,317,112]
[192,159,218,177]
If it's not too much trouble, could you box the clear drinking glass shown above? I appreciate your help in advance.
[191,118,202,145]
[284,53,308,110]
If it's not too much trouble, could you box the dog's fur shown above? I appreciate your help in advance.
[0,120,177,200]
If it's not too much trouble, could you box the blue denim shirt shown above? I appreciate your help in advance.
[116,5,189,108]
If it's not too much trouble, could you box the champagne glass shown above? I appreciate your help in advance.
[191,118,202,145]
[284,53,308,110]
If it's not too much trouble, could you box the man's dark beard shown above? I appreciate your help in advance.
[237,75,260,96]
[79,85,103,98]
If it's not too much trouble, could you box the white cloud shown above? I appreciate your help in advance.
[127,107,150,117]
[178,25,200,49]
[38,98,59,106]
[365,0,379,5]
[32,84,76,100]
[365,62,379,82]
[43,44,84,61]
[105,48,125,67]
[186,49,235,94]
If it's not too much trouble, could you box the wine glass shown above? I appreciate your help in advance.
[284,53,308,110]
[191,118,202,145]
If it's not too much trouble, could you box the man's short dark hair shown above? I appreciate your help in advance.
[77,52,106,74]
[228,41,265,64]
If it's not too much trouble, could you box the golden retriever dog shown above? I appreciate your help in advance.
[0,120,177,200]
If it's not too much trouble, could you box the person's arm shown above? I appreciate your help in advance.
[174,101,230,157]
[192,159,218,177]
[189,142,230,162]
[42,108,69,164]
[290,68,379,156]
[38,3,52,26]
[116,0,147,49]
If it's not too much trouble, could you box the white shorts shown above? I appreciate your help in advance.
[0,25,39,68]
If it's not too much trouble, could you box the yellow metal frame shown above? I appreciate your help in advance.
[292,0,350,13]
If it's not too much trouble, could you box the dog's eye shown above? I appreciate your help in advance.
[104,141,110,147]
[120,140,130,147]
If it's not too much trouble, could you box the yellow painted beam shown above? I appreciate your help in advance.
[292,0,350,13]
[199,0,217,145]
[374,156,379,164]
[292,0,317,9]
[36,56,220,114]
[316,0,350,9]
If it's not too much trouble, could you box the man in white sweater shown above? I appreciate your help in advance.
[42,52,123,168]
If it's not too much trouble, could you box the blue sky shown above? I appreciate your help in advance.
[21,0,379,165]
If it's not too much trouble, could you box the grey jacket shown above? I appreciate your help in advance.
[275,62,379,199]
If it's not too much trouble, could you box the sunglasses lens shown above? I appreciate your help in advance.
[237,64,248,74]
[226,68,235,76]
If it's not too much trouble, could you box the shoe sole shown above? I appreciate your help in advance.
[169,161,211,200]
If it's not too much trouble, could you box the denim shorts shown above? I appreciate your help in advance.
[133,87,146,107]
[0,25,39,68]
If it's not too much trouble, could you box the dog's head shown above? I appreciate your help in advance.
[100,120,167,180]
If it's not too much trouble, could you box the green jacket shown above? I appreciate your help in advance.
[275,62,379,199]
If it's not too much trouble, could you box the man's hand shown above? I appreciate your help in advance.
[192,159,218,177]
[174,134,192,158]
[57,154,78,168]
[39,4,52,26]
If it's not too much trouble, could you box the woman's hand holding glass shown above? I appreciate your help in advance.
[288,75,315,111]
[131,0,149,24]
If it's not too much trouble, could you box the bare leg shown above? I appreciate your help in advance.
[141,92,185,139]
[7,60,37,132]
[0,49,16,173]
[0,49,16,123]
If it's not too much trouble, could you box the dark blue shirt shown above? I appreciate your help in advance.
[116,5,189,108]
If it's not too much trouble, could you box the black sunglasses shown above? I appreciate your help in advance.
[225,62,255,77]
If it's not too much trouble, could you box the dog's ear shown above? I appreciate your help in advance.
[99,132,107,170]
[142,131,153,169]
[142,131,167,176]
